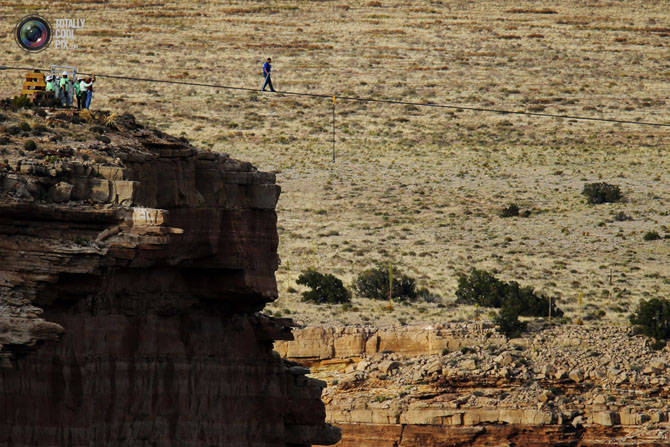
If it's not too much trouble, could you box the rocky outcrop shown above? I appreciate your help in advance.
[284,325,670,447]
[275,323,497,363]
[0,108,339,446]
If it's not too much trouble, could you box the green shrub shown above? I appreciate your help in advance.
[643,231,661,241]
[456,269,506,308]
[494,302,527,338]
[500,203,519,217]
[584,309,606,321]
[630,298,670,341]
[582,182,622,204]
[23,140,37,151]
[456,269,563,317]
[354,264,422,302]
[32,124,48,135]
[613,211,632,222]
[296,269,351,304]
[10,95,32,110]
[650,340,667,351]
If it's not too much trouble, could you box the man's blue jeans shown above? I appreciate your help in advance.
[85,91,93,109]
[61,91,71,107]
[262,74,275,92]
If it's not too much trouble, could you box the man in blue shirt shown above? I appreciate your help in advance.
[261,57,276,92]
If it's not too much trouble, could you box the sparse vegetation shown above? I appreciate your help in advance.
[296,269,351,304]
[23,140,37,151]
[630,298,670,341]
[354,264,427,302]
[582,182,622,204]
[0,0,666,327]
[613,211,632,222]
[643,231,661,241]
[494,301,528,338]
[500,203,519,218]
[9,95,32,110]
[456,269,563,318]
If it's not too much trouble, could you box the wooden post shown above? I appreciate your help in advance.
[578,292,583,324]
[388,263,393,302]
[285,260,291,292]
[332,96,336,163]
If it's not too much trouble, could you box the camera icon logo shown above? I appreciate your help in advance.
[15,15,52,52]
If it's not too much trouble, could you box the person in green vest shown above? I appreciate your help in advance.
[74,76,83,109]
[45,75,55,94]
[59,72,72,107]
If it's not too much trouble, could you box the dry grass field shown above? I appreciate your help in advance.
[1,0,669,327]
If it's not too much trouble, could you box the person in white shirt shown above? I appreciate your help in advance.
[79,74,96,109]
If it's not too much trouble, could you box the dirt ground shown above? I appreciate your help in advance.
[1,0,668,327]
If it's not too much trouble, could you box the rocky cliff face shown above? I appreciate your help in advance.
[281,324,670,447]
[0,108,339,446]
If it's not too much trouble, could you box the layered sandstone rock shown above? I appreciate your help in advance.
[0,108,339,446]
[281,325,670,447]
[275,323,497,362]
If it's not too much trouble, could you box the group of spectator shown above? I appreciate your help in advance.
[45,72,96,109]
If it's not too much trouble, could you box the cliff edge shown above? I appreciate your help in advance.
[0,106,340,447]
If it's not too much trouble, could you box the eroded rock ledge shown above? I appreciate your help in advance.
[0,108,339,447]
[281,324,670,447]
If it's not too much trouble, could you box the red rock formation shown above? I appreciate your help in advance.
[0,110,339,447]
[283,325,670,447]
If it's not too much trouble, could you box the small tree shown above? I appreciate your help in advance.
[296,270,351,304]
[455,269,507,308]
[354,264,420,302]
[494,300,527,338]
[456,269,563,317]
[630,298,670,341]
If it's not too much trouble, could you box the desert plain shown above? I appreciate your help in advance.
[1,0,669,327]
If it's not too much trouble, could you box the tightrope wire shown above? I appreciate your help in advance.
[1,65,669,128]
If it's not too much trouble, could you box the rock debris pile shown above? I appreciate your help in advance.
[281,324,670,446]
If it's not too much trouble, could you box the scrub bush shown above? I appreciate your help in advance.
[630,298,670,341]
[296,269,351,304]
[494,300,528,338]
[500,203,519,217]
[643,231,661,241]
[10,95,32,110]
[456,269,563,317]
[582,182,622,204]
[354,264,424,302]
[23,140,37,151]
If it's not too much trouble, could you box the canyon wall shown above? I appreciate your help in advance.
[280,325,670,447]
[0,110,339,447]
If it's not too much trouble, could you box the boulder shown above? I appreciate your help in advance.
[48,182,73,203]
